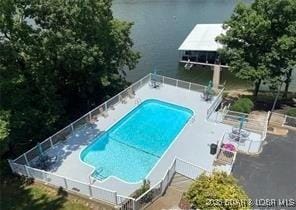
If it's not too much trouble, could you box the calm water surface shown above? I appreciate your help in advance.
[113,0,296,91]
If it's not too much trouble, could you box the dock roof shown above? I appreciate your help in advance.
[178,24,225,52]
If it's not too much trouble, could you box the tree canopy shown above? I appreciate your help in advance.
[0,0,139,156]
[217,0,296,97]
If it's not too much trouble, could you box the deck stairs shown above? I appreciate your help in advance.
[145,173,193,210]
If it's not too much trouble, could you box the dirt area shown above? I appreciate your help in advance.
[225,89,253,99]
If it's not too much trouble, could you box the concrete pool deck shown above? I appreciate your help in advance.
[43,82,261,196]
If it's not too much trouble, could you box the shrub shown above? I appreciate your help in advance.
[230,98,254,113]
[286,108,296,117]
[186,172,249,210]
[132,179,151,199]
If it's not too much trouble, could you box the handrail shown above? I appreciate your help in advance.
[222,110,269,121]
[161,75,208,89]
[176,157,210,174]
[135,157,209,203]
[135,158,176,201]
[207,87,224,118]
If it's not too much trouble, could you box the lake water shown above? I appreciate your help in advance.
[113,0,295,91]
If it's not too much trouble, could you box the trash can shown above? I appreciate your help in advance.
[210,143,217,155]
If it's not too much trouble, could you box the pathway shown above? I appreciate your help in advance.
[146,173,193,210]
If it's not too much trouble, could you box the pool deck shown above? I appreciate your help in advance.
[45,82,261,196]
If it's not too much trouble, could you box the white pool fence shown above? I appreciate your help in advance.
[8,73,220,209]
[8,157,208,210]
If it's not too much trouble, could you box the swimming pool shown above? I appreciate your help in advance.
[81,99,193,182]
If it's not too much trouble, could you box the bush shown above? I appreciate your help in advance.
[132,179,151,199]
[286,108,296,117]
[230,98,254,113]
[186,172,249,210]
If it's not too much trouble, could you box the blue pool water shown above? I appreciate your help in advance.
[81,99,193,182]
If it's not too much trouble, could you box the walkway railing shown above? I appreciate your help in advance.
[209,109,270,154]
[129,157,209,210]
[206,87,224,119]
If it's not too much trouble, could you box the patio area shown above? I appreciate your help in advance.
[35,78,258,196]
[9,74,264,207]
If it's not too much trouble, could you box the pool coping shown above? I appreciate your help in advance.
[78,98,196,185]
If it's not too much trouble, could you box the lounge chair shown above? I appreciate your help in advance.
[232,127,250,138]
[201,92,212,101]
[128,88,135,99]
[90,115,99,123]
[228,132,240,142]
[120,96,127,104]
[37,155,58,170]
[149,80,160,88]
[99,107,108,118]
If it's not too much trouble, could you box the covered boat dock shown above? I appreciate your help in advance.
[178,24,228,88]
[178,23,226,65]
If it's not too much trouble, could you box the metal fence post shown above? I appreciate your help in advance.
[89,185,93,198]
[88,112,91,122]
[248,141,252,153]
[189,82,191,90]
[70,123,74,132]
[114,192,118,205]
[25,165,30,177]
[24,153,30,166]
[104,102,107,111]
[64,178,68,189]
[50,137,54,148]
[176,79,179,87]
[8,159,15,173]
[133,199,136,210]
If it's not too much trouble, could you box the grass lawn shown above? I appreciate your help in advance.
[0,161,113,210]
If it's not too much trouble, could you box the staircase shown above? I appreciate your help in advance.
[145,173,193,210]
[169,173,193,192]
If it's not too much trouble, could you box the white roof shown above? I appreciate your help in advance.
[178,24,225,52]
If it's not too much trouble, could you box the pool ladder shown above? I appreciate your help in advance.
[93,167,107,180]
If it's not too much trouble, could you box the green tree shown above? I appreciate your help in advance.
[0,0,139,156]
[186,172,249,210]
[217,0,296,98]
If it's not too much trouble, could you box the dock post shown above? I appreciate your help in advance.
[212,65,221,89]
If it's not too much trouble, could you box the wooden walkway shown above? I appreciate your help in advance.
[146,173,193,210]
